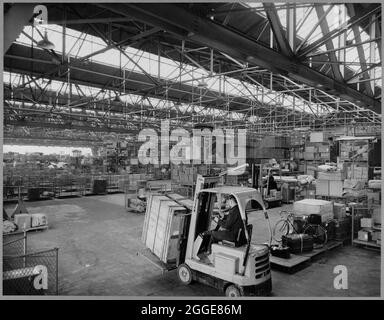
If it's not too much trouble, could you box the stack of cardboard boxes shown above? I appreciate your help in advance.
[304,144,330,162]
[315,170,346,198]
[357,189,382,246]
[357,218,381,245]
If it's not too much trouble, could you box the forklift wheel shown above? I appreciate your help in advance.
[225,284,243,297]
[177,264,193,285]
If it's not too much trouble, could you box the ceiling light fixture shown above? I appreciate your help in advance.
[37,30,55,50]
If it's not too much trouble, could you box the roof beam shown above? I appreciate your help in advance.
[298,5,381,58]
[314,5,343,82]
[348,4,374,96]
[102,3,380,113]
[263,3,294,57]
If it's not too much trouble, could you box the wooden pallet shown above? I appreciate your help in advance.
[270,240,343,273]
[270,254,310,273]
[138,248,176,273]
[300,240,343,258]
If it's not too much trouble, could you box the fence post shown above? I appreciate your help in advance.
[23,231,27,268]
[56,248,59,295]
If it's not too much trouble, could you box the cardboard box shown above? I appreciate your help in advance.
[14,214,31,230]
[360,218,373,228]
[358,230,372,242]
[31,213,48,227]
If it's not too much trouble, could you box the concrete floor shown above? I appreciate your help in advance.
[5,194,381,297]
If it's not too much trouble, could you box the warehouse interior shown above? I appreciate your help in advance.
[2,2,382,297]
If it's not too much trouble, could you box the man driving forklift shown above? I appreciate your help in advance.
[206,195,245,254]
[264,170,278,195]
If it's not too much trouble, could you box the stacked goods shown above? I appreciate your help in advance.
[304,143,330,161]
[31,213,48,227]
[142,194,193,264]
[360,218,373,228]
[358,230,372,241]
[368,180,381,189]
[316,169,345,198]
[357,216,380,245]
[345,164,368,181]
[339,140,369,162]
[343,179,367,198]
[14,214,31,230]
[293,199,334,222]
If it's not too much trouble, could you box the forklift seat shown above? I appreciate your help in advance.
[221,224,253,248]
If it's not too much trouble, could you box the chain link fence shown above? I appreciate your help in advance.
[3,231,27,257]
[3,232,59,295]
[3,248,59,295]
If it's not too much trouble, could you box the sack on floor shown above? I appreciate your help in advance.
[282,234,314,253]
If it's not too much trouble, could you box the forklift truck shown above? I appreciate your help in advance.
[141,174,273,297]
[251,163,282,209]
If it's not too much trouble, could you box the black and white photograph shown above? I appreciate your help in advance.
[1,1,382,299]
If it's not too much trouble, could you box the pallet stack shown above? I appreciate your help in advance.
[142,193,193,264]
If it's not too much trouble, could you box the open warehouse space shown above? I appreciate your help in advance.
[2,2,382,298]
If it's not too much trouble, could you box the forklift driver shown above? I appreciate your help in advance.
[205,195,244,254]
[264,171,277,195]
